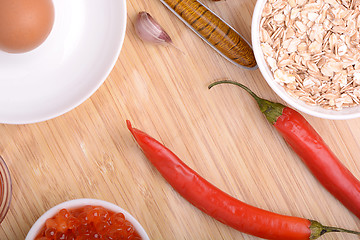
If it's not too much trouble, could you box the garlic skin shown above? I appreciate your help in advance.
[135,11,172,44]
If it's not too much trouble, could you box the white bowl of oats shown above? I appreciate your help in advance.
[252,0,360,119]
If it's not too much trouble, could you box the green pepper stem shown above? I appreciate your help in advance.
[209,80,262,101]
[208,80,285,125]
[309,220,360,239]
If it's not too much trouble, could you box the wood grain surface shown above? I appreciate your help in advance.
[1,0,360,239]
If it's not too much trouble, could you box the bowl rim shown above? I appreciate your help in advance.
[0,156,12,224]
[251,0,360,120]
[25,198,150,240]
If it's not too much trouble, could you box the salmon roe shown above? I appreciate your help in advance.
[35,205,142,240]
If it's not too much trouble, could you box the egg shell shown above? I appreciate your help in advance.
[0,0,55,53]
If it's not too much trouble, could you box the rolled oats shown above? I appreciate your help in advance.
[260,0,360,109]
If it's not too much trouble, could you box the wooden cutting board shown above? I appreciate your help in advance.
[1,0,360,239]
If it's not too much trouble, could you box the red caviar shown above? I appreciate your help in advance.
[35,205,142,240]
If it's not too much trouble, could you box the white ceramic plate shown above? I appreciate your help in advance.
[0,0,127,124]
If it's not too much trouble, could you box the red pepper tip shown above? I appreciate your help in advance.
[126,119,132,129]
[126,120,135,135]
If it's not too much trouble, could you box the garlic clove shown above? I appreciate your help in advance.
[135,11,173,44]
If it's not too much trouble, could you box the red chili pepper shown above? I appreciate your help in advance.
[127,120,360,240]
[208,80,360,220]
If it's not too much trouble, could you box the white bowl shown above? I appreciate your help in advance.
[0,0,127,124]
[251,0,360,120]
[25,198,150,240]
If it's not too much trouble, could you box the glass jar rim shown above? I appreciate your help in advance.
[0,156,12,223]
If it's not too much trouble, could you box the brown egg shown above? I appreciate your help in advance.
[0,0,55,53]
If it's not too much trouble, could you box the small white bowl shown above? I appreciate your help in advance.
[0,0,127,124]
[26,198,150,240]
[251,0,360,120]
